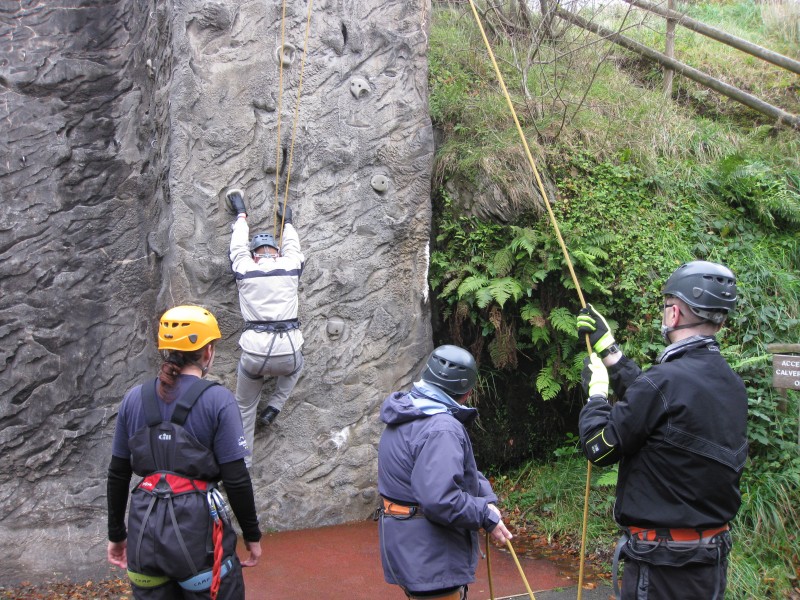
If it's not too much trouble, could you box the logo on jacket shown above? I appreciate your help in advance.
[158,433,172,441]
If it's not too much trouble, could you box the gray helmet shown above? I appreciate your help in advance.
[250,233,279,253]
[421,345,478,396]
[662,260,737,324]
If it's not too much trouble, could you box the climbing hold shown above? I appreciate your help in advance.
[371,175,389,193]
[276,44,296,67]
[350,78,369,99]
[326,317,345,339]
[253,96,277,112]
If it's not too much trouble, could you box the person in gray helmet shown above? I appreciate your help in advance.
[576,261,748,600]
[376,345,513,600]
[227,189,304,466]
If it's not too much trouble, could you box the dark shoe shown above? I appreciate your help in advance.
[258,406,280,427]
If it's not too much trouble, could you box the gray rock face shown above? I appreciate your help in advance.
[0,0,433,583]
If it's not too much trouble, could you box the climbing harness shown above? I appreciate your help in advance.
[273,0,315,247]
[465,2,599,597]
[242,318,301,333]
[128,378,233,597]
[127,557,235,593]
[611,525,731,599]
[240,318,301,383]
[379,496,425,519]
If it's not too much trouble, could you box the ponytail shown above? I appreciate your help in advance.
[157,348,204,401]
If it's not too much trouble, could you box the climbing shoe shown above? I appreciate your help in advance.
[258,406,280,427]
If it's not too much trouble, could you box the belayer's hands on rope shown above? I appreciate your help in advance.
[226,188,248,217]
[581,353,609,402]
[577,304,616,356]
[487,503,514,545]
[277,203,292,225]
[240,539,262,568]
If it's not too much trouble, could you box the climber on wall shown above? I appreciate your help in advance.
[227,188,305,465]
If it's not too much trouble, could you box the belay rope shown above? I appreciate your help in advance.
[465,1,597,598]
[272,0,315,248]
[208,489,227,600]
[486,532,537,600]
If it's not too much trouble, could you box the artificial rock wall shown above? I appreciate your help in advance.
[0,0,433,583]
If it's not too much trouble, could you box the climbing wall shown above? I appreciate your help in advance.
[0,0,433,583]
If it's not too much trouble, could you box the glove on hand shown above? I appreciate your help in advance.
[226,189,247,216]
[277,203,292,225]
[581,353,609,400]
[577,304,616,355]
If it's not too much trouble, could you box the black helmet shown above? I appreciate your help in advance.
[250,233,279,253]
[662,260,737,324]
[421,345,478,396]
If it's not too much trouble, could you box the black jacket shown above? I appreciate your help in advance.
[579,336,748,529]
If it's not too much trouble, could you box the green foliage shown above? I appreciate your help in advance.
[430,190,606,401]
[706,154,800,230]
[494,455,618,548]
[729,457,800,598]
[429,2,800,595]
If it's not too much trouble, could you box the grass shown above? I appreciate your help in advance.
[494,452,618,556]
[494,452,800,599]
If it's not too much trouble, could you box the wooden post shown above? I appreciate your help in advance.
[664,0,675,98]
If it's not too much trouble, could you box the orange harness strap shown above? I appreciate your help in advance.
[382,496,423,517]
[627,524,729,543]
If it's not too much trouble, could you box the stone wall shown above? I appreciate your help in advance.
[0,0,433,583]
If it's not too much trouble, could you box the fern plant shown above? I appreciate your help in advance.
[706,154,800,230]
[430,190,607,401]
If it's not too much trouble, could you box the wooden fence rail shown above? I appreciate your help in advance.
[553,6,800,129]
[620,0,800,76]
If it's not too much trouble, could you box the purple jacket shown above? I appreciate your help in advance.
[377,382,499,593]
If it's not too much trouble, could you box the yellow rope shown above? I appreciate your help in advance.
[277,0,314,247]
[273,0,289,240]
[465,2,595,598]
[506,539,537,600]
[486,532,495,600]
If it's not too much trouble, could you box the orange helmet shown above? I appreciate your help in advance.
[158,305,221,352]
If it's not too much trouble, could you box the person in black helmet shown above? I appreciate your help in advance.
[575,261,748,600]
[376,345,513,600]
[227,189,304,466]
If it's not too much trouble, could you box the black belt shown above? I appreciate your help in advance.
[243,319,300,333]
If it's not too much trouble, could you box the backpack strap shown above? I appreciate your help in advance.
[141,379,162,427]
[171,379,219,426]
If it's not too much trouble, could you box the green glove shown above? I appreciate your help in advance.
[581,353,609,400]
[577,304,616,355]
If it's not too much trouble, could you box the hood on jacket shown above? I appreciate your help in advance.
[380,380,478,426]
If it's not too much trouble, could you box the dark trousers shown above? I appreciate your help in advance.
[621,556,729,600]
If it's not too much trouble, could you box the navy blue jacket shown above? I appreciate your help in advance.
[377,382,499,593]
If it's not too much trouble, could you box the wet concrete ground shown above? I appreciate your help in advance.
[242,519,614,600]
